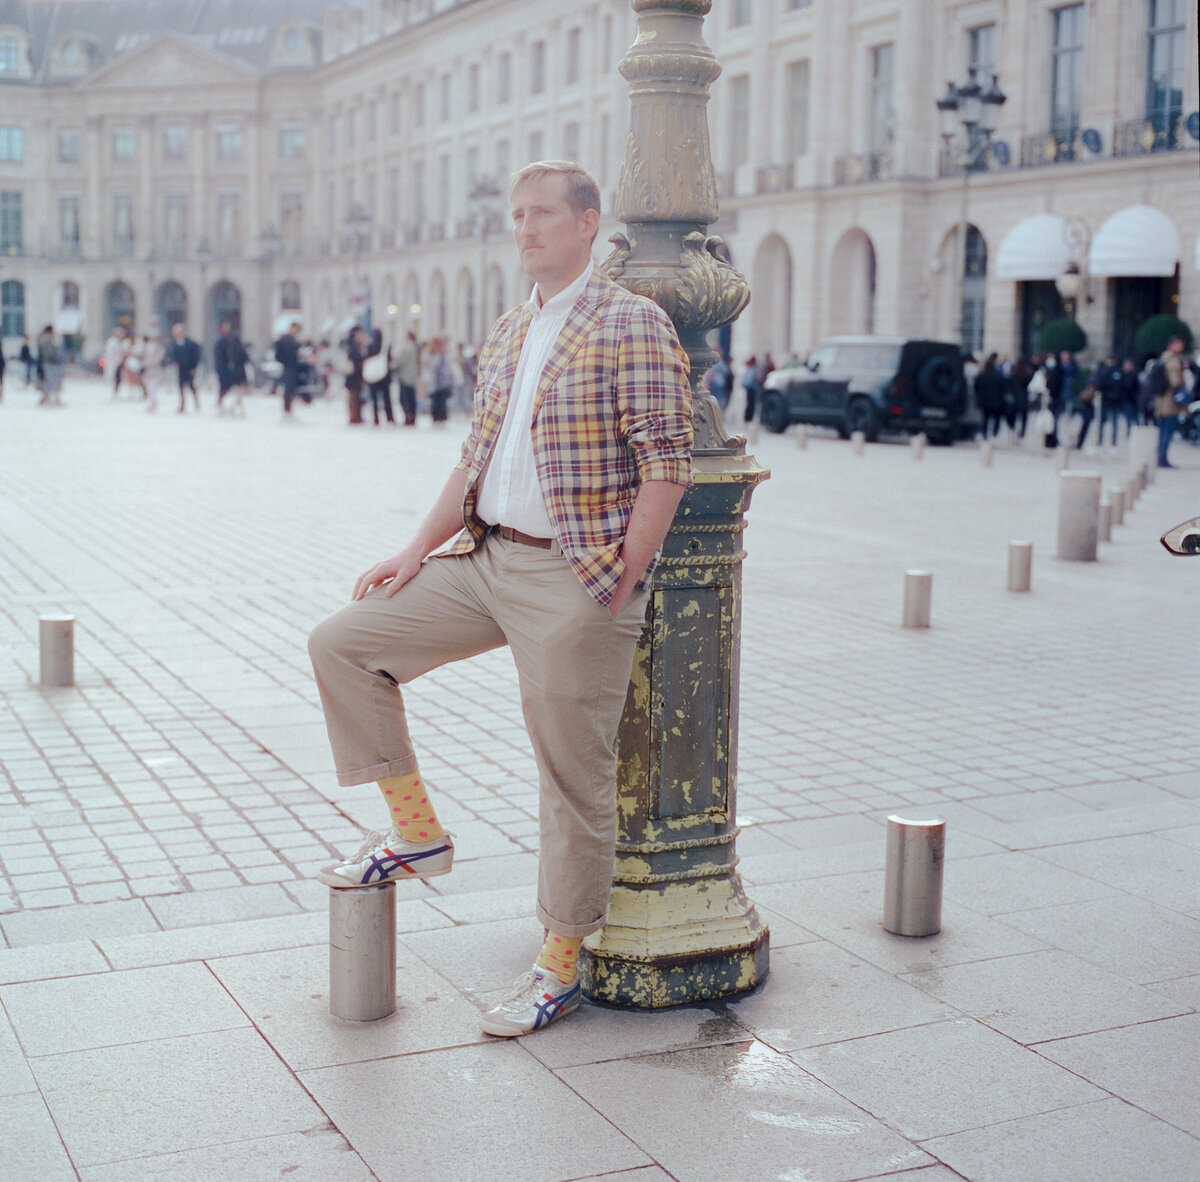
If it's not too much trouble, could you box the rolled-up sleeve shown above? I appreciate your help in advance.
[618,303,694,487]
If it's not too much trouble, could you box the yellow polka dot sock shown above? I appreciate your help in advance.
[377,771,444,843]
[536,932,583,984]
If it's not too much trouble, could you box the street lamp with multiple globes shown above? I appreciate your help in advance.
[936,67,1006,350]
[1054,215,1091,322]
[344,203,374,332]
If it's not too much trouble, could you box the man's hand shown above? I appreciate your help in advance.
[608,480,686,617]
[352,547,424,601]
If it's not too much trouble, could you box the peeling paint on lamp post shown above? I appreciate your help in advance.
[580,0,770,1008]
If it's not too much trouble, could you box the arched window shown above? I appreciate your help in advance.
[61,281,80,309]
[1,277,24,336]
[104,280,135,335]
[962,226,987,355]
[209,280,242,333]
[280,279,301,310]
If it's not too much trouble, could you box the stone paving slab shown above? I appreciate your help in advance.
[1,378,1197,1179]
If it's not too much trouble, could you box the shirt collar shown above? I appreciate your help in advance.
[529,259,595,320]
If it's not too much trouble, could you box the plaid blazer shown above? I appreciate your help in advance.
[445,268,693,605]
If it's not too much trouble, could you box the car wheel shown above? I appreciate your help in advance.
[844,397,879,442]
[916,356,963,409]
[760,391,789,434]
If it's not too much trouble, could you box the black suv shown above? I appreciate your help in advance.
[760,337,968,445]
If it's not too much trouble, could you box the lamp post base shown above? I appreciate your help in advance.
[581,873,768,1008]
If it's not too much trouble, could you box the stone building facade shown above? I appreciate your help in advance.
[1,0,1196,364]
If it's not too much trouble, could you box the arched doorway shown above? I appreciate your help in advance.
[751,234,793,356]
[455,266,475,345]
[105,280,136,336]
[935,224,987,351]
[209,280,241,339]
[829,230,876,336]
[156,281,187,337]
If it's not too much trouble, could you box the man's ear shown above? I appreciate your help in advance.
[582,208,600,239]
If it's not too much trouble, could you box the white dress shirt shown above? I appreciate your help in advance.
[475,259,594,537]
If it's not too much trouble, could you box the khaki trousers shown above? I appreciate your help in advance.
[307,531,649,938]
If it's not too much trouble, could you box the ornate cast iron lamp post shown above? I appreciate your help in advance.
[580,0,769,1007]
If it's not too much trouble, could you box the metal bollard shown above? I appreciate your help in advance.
[1109,485,1125,526]
[910,433,926,460]
[1098,500,1112,543]
[980,441,994,468]
[851,430,866,455]
[795,426,808,450]
[1006,540,1032,592]
[1056,472,1102,560]
[1124,477,1138,511]
[39,614,75,687]
[883,815,945,937]
[1138,462,1149,491]
[902,570,932,628]
[329,884,396,1022]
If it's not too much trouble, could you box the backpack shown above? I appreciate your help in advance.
[1145,361,1167,397]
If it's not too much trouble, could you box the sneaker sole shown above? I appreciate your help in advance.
[316,861,452,888]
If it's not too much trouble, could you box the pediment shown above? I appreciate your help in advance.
[80,32,256,89]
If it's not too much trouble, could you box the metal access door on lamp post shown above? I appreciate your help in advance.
[937,68,1006,351]
[345,203,374,333]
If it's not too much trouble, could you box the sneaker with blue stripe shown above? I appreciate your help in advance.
[480,963,582,1037]
[317,828,454,888]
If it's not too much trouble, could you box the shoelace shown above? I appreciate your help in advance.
[498,970,541,1010]
[342,830,385,865]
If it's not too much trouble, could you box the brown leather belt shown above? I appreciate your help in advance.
[492,524,553,550]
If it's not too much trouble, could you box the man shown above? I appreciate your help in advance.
[273,320,305,418]
[1155,335,1187,469]
[213,321,248,415]
[394,330,419,425]
[308,161,692,1037]
[1092,355,1122,449]
[169,322,202,413]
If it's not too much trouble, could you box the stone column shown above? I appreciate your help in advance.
[580,0,770,1008]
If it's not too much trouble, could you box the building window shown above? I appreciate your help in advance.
[216,125,242,161]
[566,28,582,84]
[58,128,81,163]
[467,63,480,113]
[280,279,301,310]
[531,40,546,94]
[0,36,20,73]
[412,159,425,226]
[61,281,80,309]
[390,91,401,134]
[365,172,377,220]
[733,0,752,26]
[113,192,133,256]
[729,74,750,168]
[497,52,512,104]
[0,191,21,253]
[785,59,810,158]
[563,121,581,161]
[163,124,188,162]
[466,145,480,185]
[440,73,452,121]
[1147,0,1186,141]
[598,114,609,184]
[165,193,186,253]
[60,194,80,253]
[279,122,306,158]
[414,82,426,127]
[281,190,303,247]
[869,43,895,154]
[495,139,511,185]
[112,126,135,162]
[346,108,356,149]
[1,279,25,337]
[0,127,23,162]
[968,23,997,76]
[1051,5,1085,136]
[437,154,450,220]
[216,192,240,251]
[367,99,378,141]
[602,14,612,71]
[388,167,399,226]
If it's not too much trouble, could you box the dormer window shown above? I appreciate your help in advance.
[0,35,20,73]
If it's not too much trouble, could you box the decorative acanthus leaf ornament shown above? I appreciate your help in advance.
[674,232,750,333]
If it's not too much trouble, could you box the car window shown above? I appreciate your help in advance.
[837,343,902,371]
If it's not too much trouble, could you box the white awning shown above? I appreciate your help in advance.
[994,214,1072,281]
[1089,204,1181,277]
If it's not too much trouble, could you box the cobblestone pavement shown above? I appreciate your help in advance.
[1,374,1197,1181]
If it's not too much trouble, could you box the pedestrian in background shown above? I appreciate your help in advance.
[423,334,452,425]
[20,335,37,385]
[1155,335,1187,469]
[36,325,65,406]
[344,328,366,425]
[141,333,166,412]
[1118,358,1141,436]
[364,328,394,426]
[974,353,1007,440]
[1007,354,1033,440]
[169,322,202,413]
[394,331,419,426]
[213,321,248,415]
[104,327,126,397]
[1092,355,1123,448]
[739,355,759,423]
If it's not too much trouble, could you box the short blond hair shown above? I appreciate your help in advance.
[509,160,601,219]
